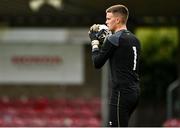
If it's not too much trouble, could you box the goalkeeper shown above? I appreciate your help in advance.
[88,4,141,127]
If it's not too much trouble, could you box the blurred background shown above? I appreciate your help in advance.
[0,0,179,127]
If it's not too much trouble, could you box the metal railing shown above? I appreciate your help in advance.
[167,79,180,119]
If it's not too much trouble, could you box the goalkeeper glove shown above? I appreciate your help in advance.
[88,24,100,50]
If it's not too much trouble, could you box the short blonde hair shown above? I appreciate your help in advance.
[106,4,129,24]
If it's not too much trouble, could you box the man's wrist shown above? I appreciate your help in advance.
[91,40,99,49]
[91,40,99,46]
[92,45,99,49]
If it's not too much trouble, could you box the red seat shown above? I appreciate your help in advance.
[10,97,34,109]
[75,107,95,118]
[29,117,47,127]
[0,96,11,109]
[17,108,37,118]
[46,117,65,127]
[71,117,86,127]
[38,107,57,117]
[48,99,67,108]
[86,117,101,127]
[2,107,17,116]
[11,117,27,126]
[163,118,180,127]
[19,118,33,126]
[61,107,75,117]
[68,98,86,108]
[33,97,49,112]
[0,118,4,126]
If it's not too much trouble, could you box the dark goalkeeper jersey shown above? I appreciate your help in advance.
[92,29,141,91]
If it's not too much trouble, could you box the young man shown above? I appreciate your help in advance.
[88,4,141,127]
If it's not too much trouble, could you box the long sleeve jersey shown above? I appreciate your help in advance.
[92,29,141,92]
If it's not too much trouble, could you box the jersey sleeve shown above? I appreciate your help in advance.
[92,38,117,69]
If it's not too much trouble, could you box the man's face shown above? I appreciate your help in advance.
[106,12,118,32]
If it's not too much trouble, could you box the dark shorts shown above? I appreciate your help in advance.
[108,89,140,127]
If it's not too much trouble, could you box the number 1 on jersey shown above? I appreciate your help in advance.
[132,46,137,71]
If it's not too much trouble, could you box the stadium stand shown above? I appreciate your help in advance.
[0,96,101,127]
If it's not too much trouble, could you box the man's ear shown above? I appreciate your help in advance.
[116,17,121,24]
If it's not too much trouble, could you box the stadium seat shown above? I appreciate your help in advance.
[17,108,37,118]
[71,117,86,127]
[11,117,27,126]
[46,117,65,127]
[48,99,68,109]
[163,118,180,127]
[74,107,95,117]
[0,97,102,127]
[0,96,11,109]
[10,97,34,108]
[0,118,4,126]
[33,97,49,111]
[86,117,101,127]
[68,98,86,108]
